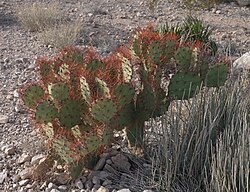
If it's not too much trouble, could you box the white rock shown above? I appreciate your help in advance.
[47,182,57,189]
[0,171,8,184]
[117,189,131,192]
[58,185,68,191]
[96,186,109,192]
[75,179,84,189]
[233,51,250,69]
[31,154,46,165]
[50,189,60,192]
[0,115,8,124]
[143,190,154,192]
[4,146,15,155]
[18,154,31,164]
[18,168,31,180]
[19,179,30,186]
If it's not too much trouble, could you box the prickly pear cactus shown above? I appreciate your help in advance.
[22,84,45,109]
[35,101,58,123]
[175,47,192,70]
[206,64,229,87]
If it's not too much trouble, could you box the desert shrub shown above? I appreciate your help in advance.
[144,72,250,191]
[16,1,65,32]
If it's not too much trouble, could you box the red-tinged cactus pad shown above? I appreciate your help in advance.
[22,84,45,109]
[206,64,229,87]
[48,82,70,103]
[168,72,202,100]
[35,101,58,123]
[59,100,82,129]
[175,47,192,70]
[86,59,103,71]
[91,99,117,123]
[114,83,135,108]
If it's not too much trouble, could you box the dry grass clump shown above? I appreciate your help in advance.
[16,1,64,32]
[38,20,83,48]
[139,72,250,192]
[16,1,83,48]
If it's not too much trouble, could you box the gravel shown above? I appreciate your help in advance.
[0,0,249,191]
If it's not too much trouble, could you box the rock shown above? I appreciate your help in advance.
[58,185,68,191]
[19,168,32,180]
[85,179,93,190]
[117,189,131,192]
[50,189,60,192]
[75,179,84,189]
[233,51,250,70]
[0,171,8,184]
[236,0,250,6]
[103,164,118,175]
[47,182,58,189]
[4,146,15,155]
[143,190,154,192]
[102,179,112,186]
[31,154,46,165]
[0,115,8,124]
[19,179,30,186]
[92,176,100,185]
[94,157,106,171]
[55,172,70,185]
[96,186,109,192]
[18,154,31,164]
[111,153,131,171]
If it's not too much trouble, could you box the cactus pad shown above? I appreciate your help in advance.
[149,40,161,64]
[35,101,58,123]
[58,64,70,81]
[59,100,81,129]
[168,72,202,100]
[175,47,192,70]
[136,83,155,121]
[48,82,69,103]
[120,55,132,83]
[86,59,103,71]
[206,64,228,87]
[162,40,176,63]
[114,83,135,107]
[131,36,140,56]
[22,84,45,109]
[80,77,91,104]
[91,99,117,123]
[95,77,110,98]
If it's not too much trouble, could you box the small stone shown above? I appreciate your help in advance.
[4,146,15,155]
[47,182,57,189]
[103,164,118,175]
[19,179,30,186]
[3,57,9,63]
[58,185,68,191]
[111,154,131,171]
[50,189,60,192]
[96,186,109,192]
[18,154,31,164]
[0,115,8,124]
[75,179,84,189]
[85,179,93,190]
[106,159,112,165]
[19,168,31,180]
[117,189,131,192]
[215,10,221,14]
[94,157,106,171]
[102,179,112,186]
[143,190,154,192]
[55,172,70,185]
[92,176,100,185]
[0,171,8,184]
[13,90,19,97]
[31,154,46,165]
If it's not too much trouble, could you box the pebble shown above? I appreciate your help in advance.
[19,179,30,186]
[0,115,8,124]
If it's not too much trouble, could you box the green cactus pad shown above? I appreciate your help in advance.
[168,72,202,100]
[152,88,170,117]
[114,83,135,107]
[91,99,117,123]
[175,47,192,70]
[85,135,103,153]
[136,83,155,121]
[109,102,135,130]
[149,40,161,64]
[35,101,58,123]
[86,59,103,71]
[22,84,45,109]
[48,82,69,103]
[162,40,176,62]
[206,64,228,87]
[59,100,81,129]
[120,55,132,83]
[95,77,110,98]
[80,77,91,104]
